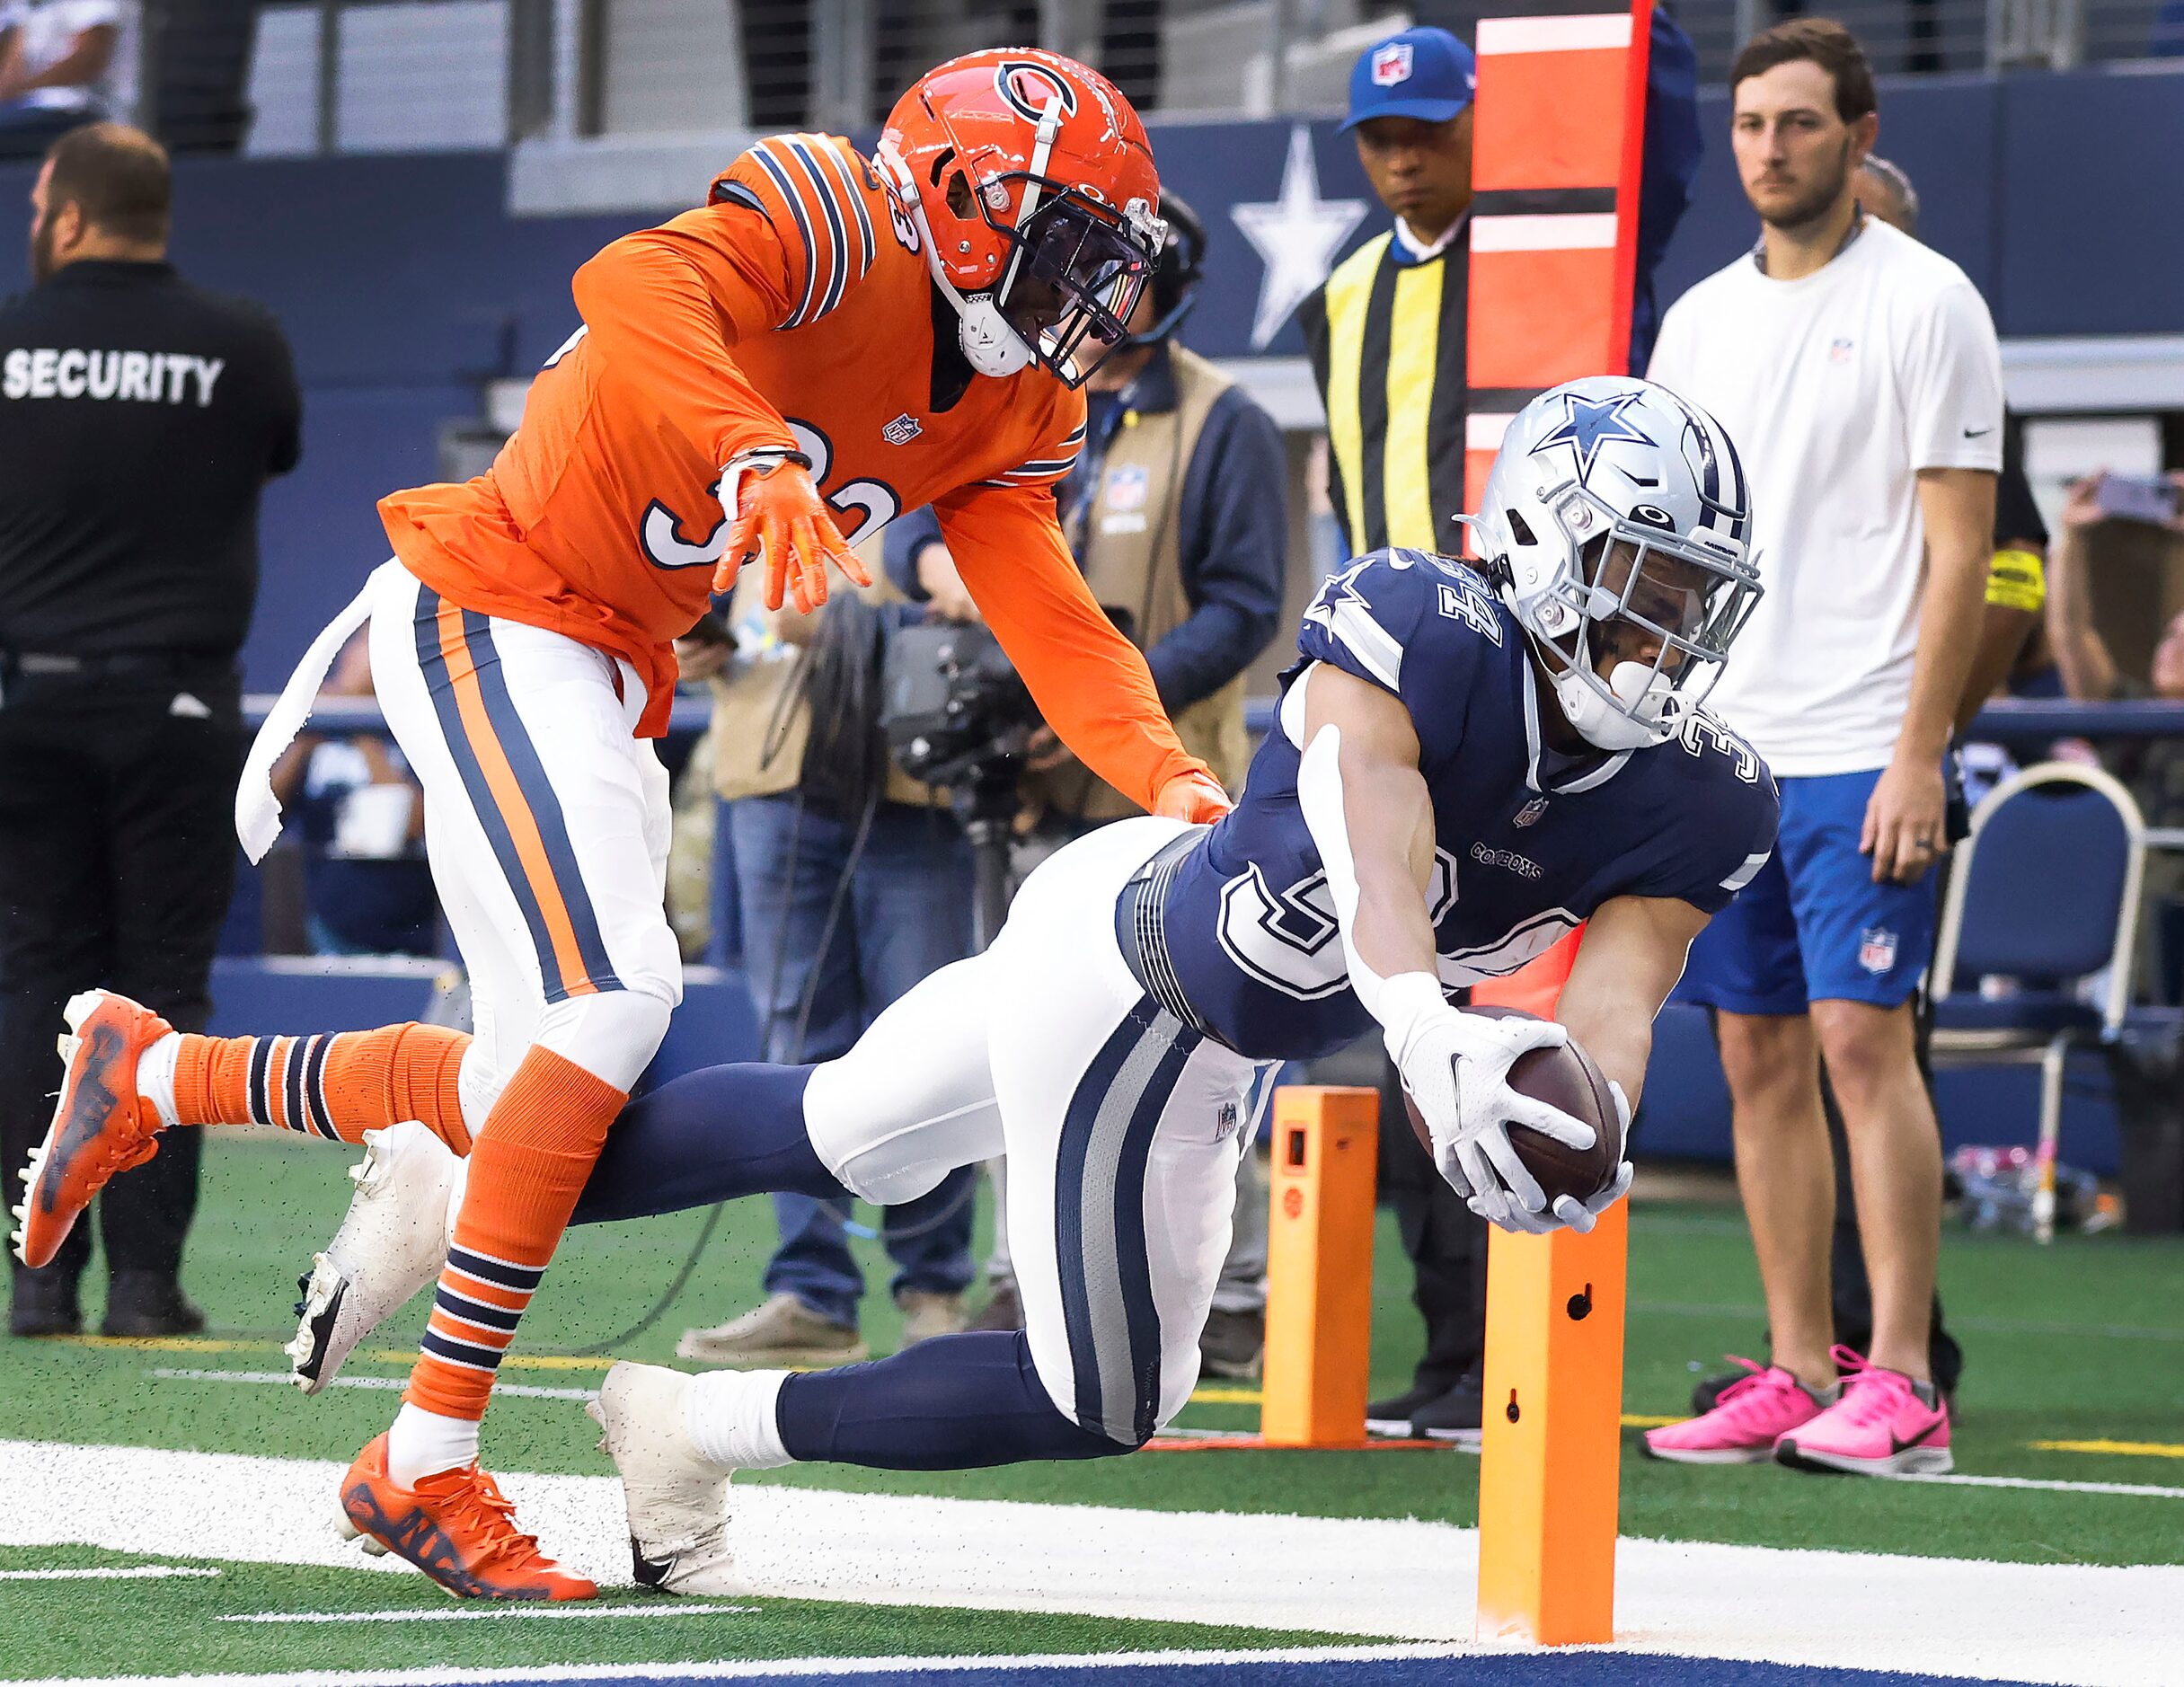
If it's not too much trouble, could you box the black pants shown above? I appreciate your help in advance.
[1379,1056,1490,1392]
[0,668,243,1295]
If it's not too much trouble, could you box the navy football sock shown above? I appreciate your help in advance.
[776,1330,1127,1470]
[572,1063,842,1223]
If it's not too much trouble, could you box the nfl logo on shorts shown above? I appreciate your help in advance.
[1371,41,1413,85]
[1858,926,1898,976]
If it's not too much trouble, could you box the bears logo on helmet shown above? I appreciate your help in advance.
[880,49,1164,387]
[993,57,1080,124]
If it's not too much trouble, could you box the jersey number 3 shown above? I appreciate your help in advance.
[637,420,901,570]
[1218,854,1459,1000]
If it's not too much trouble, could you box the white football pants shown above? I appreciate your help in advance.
[803,816,1265,1444]
[358,561,680,1103]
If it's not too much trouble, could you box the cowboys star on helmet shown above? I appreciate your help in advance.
[1472,375,1762,752]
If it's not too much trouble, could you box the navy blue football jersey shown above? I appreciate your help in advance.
[1160,549,1781,1060]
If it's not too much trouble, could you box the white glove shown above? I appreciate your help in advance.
[1384,985,1598,1231]
[1490,1081,1635,1235]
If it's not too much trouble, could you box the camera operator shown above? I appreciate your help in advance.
[670,570,977,1367]
[882,190,1287,1374]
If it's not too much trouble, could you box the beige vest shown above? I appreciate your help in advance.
[1026,345,1253,823]
[707,560,942,809]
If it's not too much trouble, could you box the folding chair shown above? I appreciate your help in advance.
[1930,762,2146,1241]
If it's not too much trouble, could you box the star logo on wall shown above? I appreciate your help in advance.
[1230,126,1367,350]
[1530,391,1655,477]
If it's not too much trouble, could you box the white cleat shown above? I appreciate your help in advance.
[287,1120,460,1394]
[588,1362,742,1596]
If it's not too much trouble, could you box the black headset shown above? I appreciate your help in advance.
[1126,188,1207,349]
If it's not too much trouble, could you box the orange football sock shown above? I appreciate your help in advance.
[171,1023,474,1153]
[405,1045,624,1422]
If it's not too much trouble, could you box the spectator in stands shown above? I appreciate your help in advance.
[0,123,300,1337]
[670,577,978,1368]
[0,1,122,159]
[268,632,437,958]
[2049,470,2184,995]
[883,190,1287,1375]
[2046,470,2184,825]
[1644,22,2002,1476]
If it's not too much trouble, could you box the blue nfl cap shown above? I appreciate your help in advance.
[1340,26,1476,131]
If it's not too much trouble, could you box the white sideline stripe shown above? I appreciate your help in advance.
[0,1644,1471,1687]
[150,1367,597,1402]
[0,1565,222,1582]
[1476,13,1632,54]
[1904,1471,2184,1500]
[4,1439,2180,1687]
[1470,213,1619,252]
[223,1604,758,1624]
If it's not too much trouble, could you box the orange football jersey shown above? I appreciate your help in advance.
[379,133,1204,808]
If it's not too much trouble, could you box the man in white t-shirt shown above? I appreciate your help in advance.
[0,1,121,158]
[1640,19,2000,1479]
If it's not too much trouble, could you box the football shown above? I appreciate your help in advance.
[1404,1004,1624,1207]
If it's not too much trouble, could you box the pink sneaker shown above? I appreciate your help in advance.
[1774,1347,1952,1477]
[1642,1356,1835,1464]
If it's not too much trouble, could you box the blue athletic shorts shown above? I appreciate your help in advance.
[1676,767,1938,1014]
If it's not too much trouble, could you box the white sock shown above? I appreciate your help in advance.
[685,1369,793,1470]
[387,1401,481,1487]
[137,1034,181,1129]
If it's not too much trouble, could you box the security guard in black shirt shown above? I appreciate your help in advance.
[0,123,300,1338]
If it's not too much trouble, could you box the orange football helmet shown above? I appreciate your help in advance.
[880,49,1164,386]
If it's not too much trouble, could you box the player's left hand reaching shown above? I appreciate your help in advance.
[1154,769,1232,825]
[719,450,870,614]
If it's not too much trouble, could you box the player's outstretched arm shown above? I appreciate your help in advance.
[1545,894,1711,1231]
[936,482,1222,818]
[1555,894,1709,1114]
[570,215,869,613]
[1291,664,1598,1233]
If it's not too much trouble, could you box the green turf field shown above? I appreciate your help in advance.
[6,1130,2180,1577]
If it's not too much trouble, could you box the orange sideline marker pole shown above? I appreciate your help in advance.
[1475,1205,1630,1644]
[1260,1085,1378,1448]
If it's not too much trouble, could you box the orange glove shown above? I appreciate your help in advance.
[1154,769,1232,825]
[718,454,870,614]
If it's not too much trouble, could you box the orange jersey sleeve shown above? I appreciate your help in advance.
[936,479,1210,813]
[567,134,881,472]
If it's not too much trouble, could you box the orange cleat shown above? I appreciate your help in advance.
[13,992,173,1270]
[339,1433,597,1600]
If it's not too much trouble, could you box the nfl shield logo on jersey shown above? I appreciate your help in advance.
[1371,41,1413,85]
[882,413,922,446]
[1514,797,1549,828]
[1858,926,1898,976]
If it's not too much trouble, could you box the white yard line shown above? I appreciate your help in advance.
[148,1369,597,1403]
[0,1565,222,1582]
[2,1438,2179,1686]
[0,1642,1474,1687]
[1901,1471,2184,1500]
[223,1604,756,1623]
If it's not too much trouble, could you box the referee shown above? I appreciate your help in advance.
[1296,22,1702,1441]
[1,123,300,1338]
